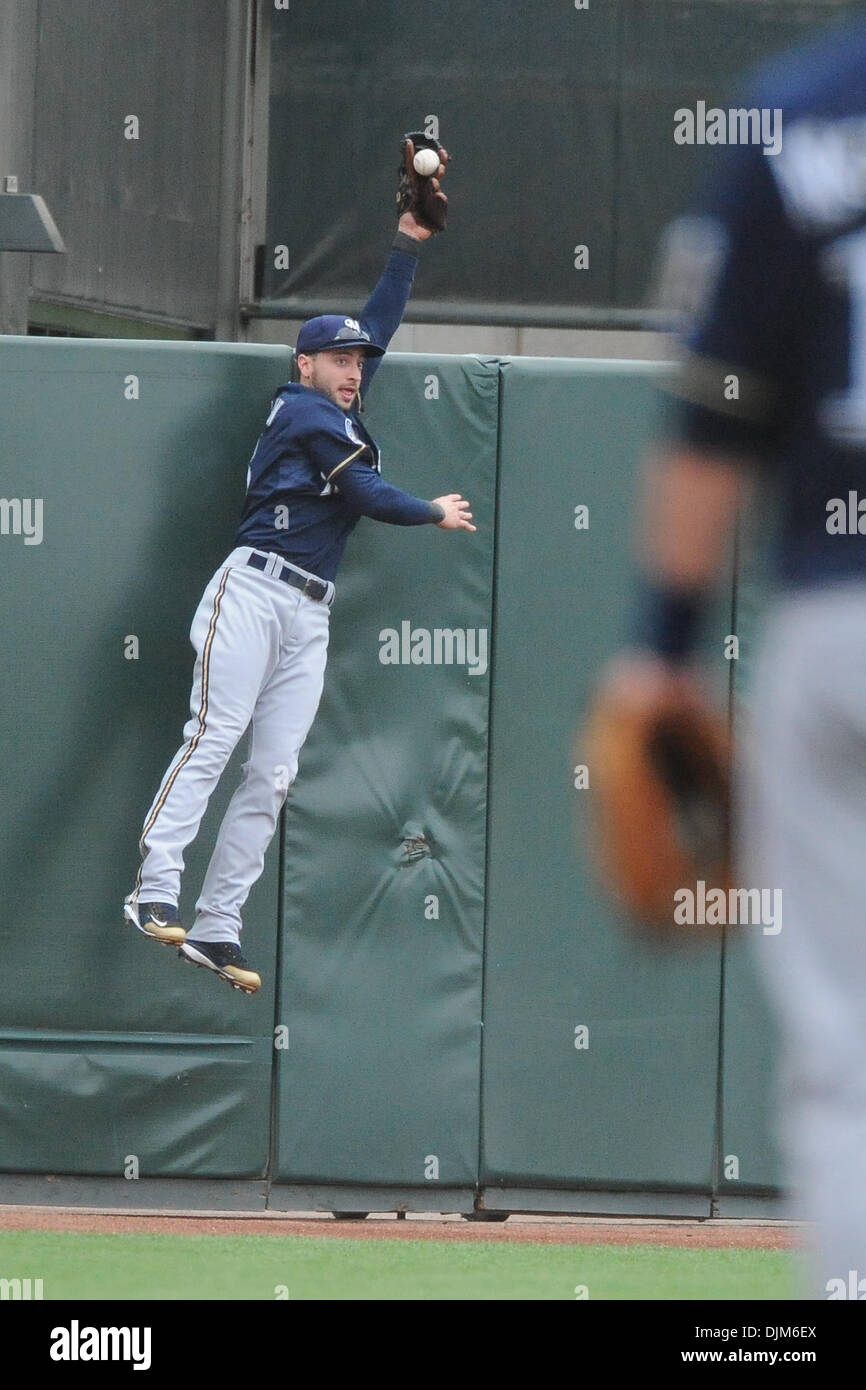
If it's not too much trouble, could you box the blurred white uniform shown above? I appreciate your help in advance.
[660,16,866,1296]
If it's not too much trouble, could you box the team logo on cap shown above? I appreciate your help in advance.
[333,318,371,344]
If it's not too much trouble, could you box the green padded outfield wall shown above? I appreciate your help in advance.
[0,337,292,1178]
[273,355,498,1194]
[483,359,741,1201]
[0,340,782,1207]
[717,497,784,1205]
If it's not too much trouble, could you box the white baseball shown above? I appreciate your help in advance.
[413,147,440,177]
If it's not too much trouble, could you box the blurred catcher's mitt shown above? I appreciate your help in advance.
[397,132,449,233]
[583,676,732,930]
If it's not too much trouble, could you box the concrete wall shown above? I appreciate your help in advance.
[247,318,672,362]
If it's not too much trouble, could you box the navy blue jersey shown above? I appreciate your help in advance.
[236,239,440,581]
[662,15,866,590]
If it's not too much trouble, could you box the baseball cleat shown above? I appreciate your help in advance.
[124,899,186,946]
[178,939,261,995]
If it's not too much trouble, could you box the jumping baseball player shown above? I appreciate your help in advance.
[124,136,474,995]
[589,15,866,1297]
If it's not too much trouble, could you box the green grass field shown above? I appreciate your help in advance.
[0,1231,795,1300]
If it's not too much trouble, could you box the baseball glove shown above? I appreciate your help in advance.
[582,670,732,931]
[397,132,449,233]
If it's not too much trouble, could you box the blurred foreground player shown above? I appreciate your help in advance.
[589,16,866,1297]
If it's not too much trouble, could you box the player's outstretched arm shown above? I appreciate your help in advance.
[359,135,450,395]
[332,458,474,532]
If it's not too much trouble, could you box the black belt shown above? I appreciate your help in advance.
[247,552,331,603]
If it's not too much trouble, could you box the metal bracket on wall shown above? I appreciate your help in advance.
[0,192,65,253]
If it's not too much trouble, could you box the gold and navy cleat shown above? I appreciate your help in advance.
[178,939,261,995]
[124,899,186,946]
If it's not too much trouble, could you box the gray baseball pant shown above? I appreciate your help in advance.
[129,546,332,942]
[739,581,866,1299]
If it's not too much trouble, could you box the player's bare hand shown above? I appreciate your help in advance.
[398,209,436,241]
[398,185,447,242]
[434,493,476,531]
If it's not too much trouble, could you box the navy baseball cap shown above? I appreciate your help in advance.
[296,315,385,357]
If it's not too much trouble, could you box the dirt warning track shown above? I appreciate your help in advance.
[0,1206,795,1249]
